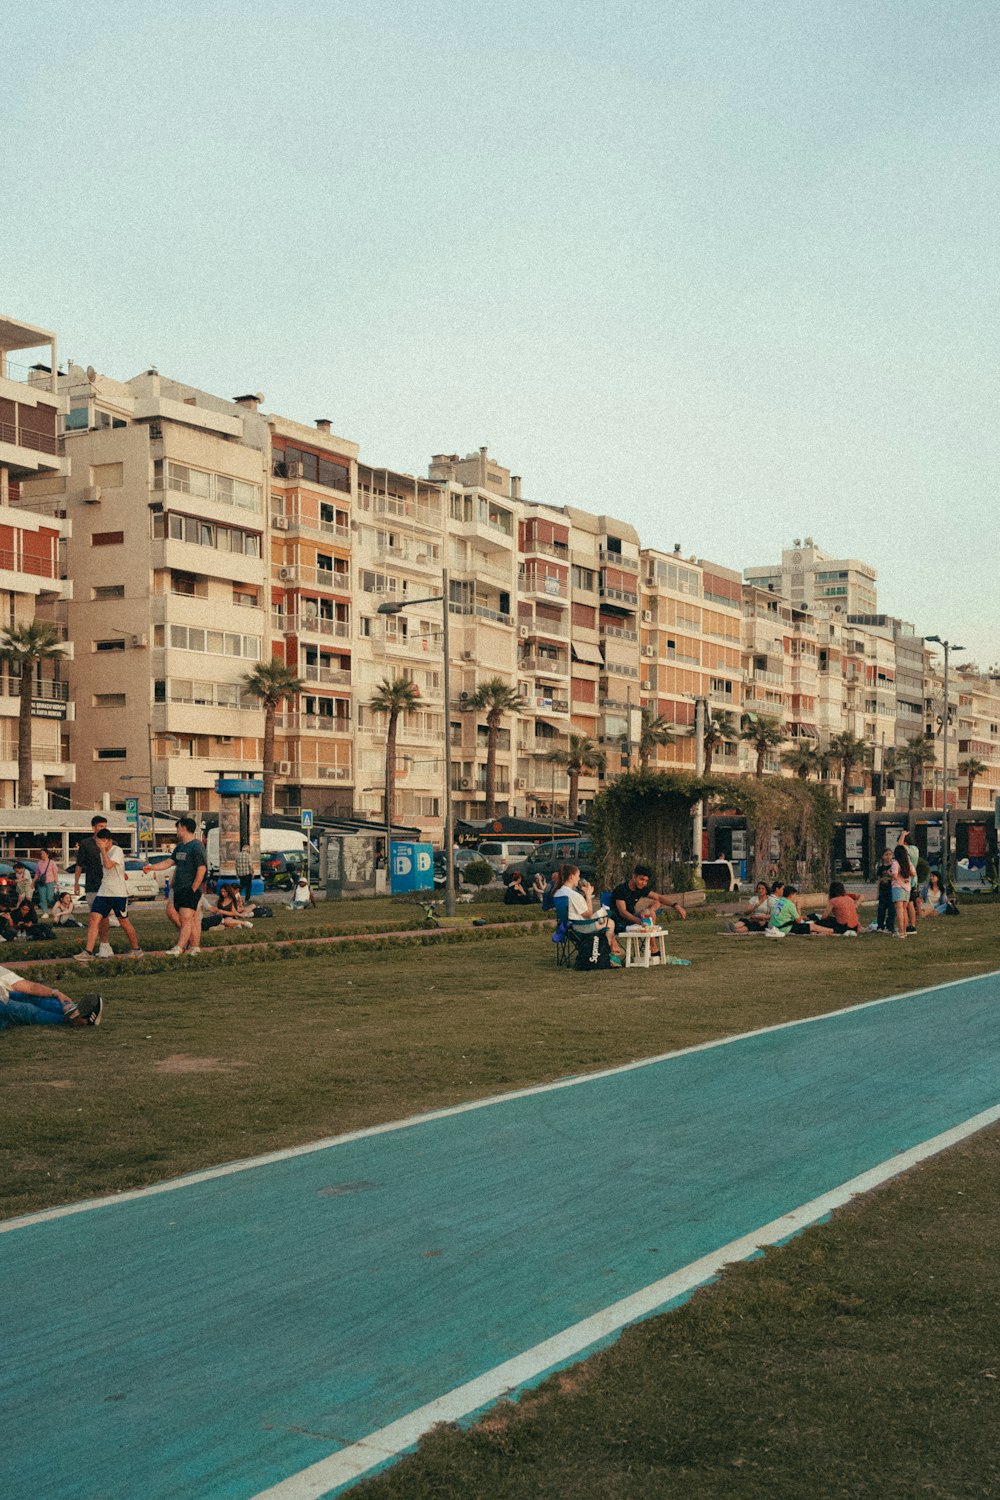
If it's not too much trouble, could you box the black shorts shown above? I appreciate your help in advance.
[171,889,202,912]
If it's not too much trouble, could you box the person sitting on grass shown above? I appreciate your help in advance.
[51,892,83,927]
[764,886,800,937]
[74,829,144,962]
[12,897,53,941]
[920,872,950,916]
[540,870,560,913]
[202,883,254,932]
[803,881,862,936]
[503,869,536,906]
[290,874,316,910]
[0,964,103,1030]
[729,881,776,934]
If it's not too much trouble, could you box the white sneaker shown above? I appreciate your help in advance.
[185,947,201,956]
[166,945,184,956]
[98,943,114,958]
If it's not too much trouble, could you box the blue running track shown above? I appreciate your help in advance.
[3,972,1000,1499]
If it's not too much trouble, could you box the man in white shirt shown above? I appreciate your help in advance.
[74,830,144,962]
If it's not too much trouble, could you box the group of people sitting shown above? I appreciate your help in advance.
[730,880,862,937]
[550,862,687,969]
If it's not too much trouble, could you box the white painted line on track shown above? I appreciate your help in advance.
[249,1100,1000,1500]
[4,963,999,1235]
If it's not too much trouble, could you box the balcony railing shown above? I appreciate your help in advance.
[448,603,513,627]
[270,509,350,543]
[272,562,351,590]
[598,586,638,607]
[601,662,640,679]
[271,612,351,639]
[599,549,640,573]
[520,614,568,638]
[521,537,569,560]
[599,623,638,642]
[0,548,59,580]
[2,677,69,701]
[303,666,352,686]
[278,762,352,782]
[275,713,352,734]
[0,421,59,456]
[521,575,568,599]
[520,656,569,675]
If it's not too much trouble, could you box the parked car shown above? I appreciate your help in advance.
[0,862,20,906]
[432,848,491,888]
[514,837,597,885]
[475,840,539,875]
[123,859,160,900]
[260,849,320,889]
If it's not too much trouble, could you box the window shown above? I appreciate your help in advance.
[95,639,125,652]
[96,747,127,760]
[90,462,124,488]
[572,566,595,592]
[92,531,124,546]
[93,584,125,601]
[167,625,261,659]
[232,587,259,609]
[93,692,126,707]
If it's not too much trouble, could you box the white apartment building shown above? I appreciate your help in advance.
[745,539,878,618]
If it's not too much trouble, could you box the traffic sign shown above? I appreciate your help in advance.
[124,797,139,825]
[301,808,314,829]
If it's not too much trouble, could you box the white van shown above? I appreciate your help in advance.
[476,839,538,875]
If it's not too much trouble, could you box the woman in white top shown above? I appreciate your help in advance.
[553,865,624,960]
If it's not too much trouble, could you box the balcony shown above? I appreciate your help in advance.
[521,537,570,561]
[599,623,638,642]
[270,507,350,544]
[519,614,568,639]
[277,761,352,783]
[357,490,442,529]
[520,656,569,675]
[530,696,569,714]
[521,574,568,600]
[598,585,638,607]
[601,662,640,679]
[272,612,351,640]
[272,561,351,591]
[448,602,513,627]
[598,549,639,573]
[303,666,352,686]
[275,713,352,735]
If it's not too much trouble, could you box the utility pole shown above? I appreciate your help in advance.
[693,695,706,871]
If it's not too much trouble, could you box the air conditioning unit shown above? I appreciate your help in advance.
[643,644,655,657]
[274,516,289,530]
[460,777,472,790]
[642,679,653,691]
[462,650,474,660]
[82,485,101,504]
[218,736,233,745]
[277,761,292,774]
[285,461,302,480]
[518,625,530,638]
[415,552,428,563]
[131,634,148,648]
[278,566,293,580]
[642,609,653,623]
[459,690,472,703]
[645,574,656,587]
[515,777,526,790]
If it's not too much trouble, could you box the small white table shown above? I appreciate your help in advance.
[621,927,657,968]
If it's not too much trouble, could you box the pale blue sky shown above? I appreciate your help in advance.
[6,1,999,663]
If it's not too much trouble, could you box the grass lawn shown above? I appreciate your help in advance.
[5,906,999,1497]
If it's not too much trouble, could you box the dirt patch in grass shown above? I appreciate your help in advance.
[153,1054,250,1074]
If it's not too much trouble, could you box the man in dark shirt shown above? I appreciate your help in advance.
[73,815,114,957]
[611,864,689,934]
[145,817,207,956]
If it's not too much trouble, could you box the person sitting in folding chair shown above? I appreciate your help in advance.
[553,864,624,970]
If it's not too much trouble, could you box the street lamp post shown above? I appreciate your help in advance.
[377,568,455,916]
[924,635,964,882]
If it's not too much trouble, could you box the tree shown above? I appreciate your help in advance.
[959,756,989,810]
[827,731,871,812]
[780,744,821,780]
[637,709,676,771]
[548,734,606,821]
[739,715,785,779]
[702,710,736,774]
[895,734,936,812]
[0,620,66,807]
[242,658,305,815]
[469,677,524,818]
[368,676,421,833]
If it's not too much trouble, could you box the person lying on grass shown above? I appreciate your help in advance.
[802,881,862,937]
[0,964,103,1030]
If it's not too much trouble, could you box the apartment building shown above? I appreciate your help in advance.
[943,663,1000,812]
[514,503,572,814]
[745,539,878,618]
[269,416,356,814]
[640,551,743,774]
[0,317,75,806]
[21,363,269,813]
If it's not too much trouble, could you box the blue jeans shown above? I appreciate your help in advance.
[0,992,67,1029]
[36,882,56,913]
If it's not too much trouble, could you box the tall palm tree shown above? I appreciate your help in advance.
[242,658,305,814]
[0,620,66,807]
[781,744,821,780]
[739,714,785,779]
[828,731,871,812]
[548,734,605,821]
[895,734,936,812]
[637,708,676,770]
[702,710,736,774]
[959,756,989,810]
[469,677,524,818]
[369,676,421,832]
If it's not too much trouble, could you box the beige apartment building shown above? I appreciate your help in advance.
[21,363,269,814]
[745,539,878,617]
[0,316,75,806]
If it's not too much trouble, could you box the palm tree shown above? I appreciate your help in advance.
[895,734,936,812]
[739,714,785,779]
[781,744,821,780]
[548,734,605,821]
[637,708,676,770]
[959,756,989,810]
[469,677,524,818]
[369,676,421,832]
[702,710,736,774]
[0,620,66,807]
[828,731,871,812]
[242,658,305,814]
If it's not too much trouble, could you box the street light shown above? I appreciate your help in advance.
[924,636,965,881]
[377,568,455,915]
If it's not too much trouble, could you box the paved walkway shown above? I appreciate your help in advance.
[3,971,999,1499]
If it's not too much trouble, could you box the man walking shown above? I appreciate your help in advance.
[74,829,144,962]
[74,815,114,958]
[145,817,207,955]
[235,844,254,905]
